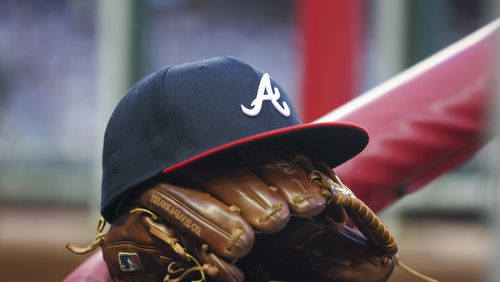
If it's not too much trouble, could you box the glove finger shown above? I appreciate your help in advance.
[239,146,327,217]
[295,155,348,224]
[135,182,254,260]
[146,214,245,282]
[202,254,244,282]
[103,209,245,282]
[182,236,245,282]
[180,157,290,234]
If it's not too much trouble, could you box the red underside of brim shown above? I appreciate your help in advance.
[162,122,368,174]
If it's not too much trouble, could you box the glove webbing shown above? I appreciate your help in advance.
[310,168,438,282]
[314,170,397,256]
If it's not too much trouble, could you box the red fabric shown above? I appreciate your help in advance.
[298,0,362,122]
[162,121,367,174]
[63,251,112,282]
[319,21,498,212]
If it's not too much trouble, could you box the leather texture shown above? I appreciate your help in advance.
[102,209,244,282]
[239,217,397,282]
[137,183,255,260]
[101,146,398,281]
[102,211,190,282]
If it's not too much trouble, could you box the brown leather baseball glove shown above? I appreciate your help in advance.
[67,146,433,282]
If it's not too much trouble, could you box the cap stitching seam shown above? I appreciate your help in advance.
[159,66,184,161]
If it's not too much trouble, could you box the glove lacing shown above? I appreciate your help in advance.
[66,217,106,254]
[130,207,211,282]
[66,208,212,282]
[308,165,438,282]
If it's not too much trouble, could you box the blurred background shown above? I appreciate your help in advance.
[0,0,498,281]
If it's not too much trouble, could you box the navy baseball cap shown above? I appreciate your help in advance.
[101,56,368,222]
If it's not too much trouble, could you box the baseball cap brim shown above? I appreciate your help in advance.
[162,122,368,174]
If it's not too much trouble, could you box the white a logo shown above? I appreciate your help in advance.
[241,73,291,117]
